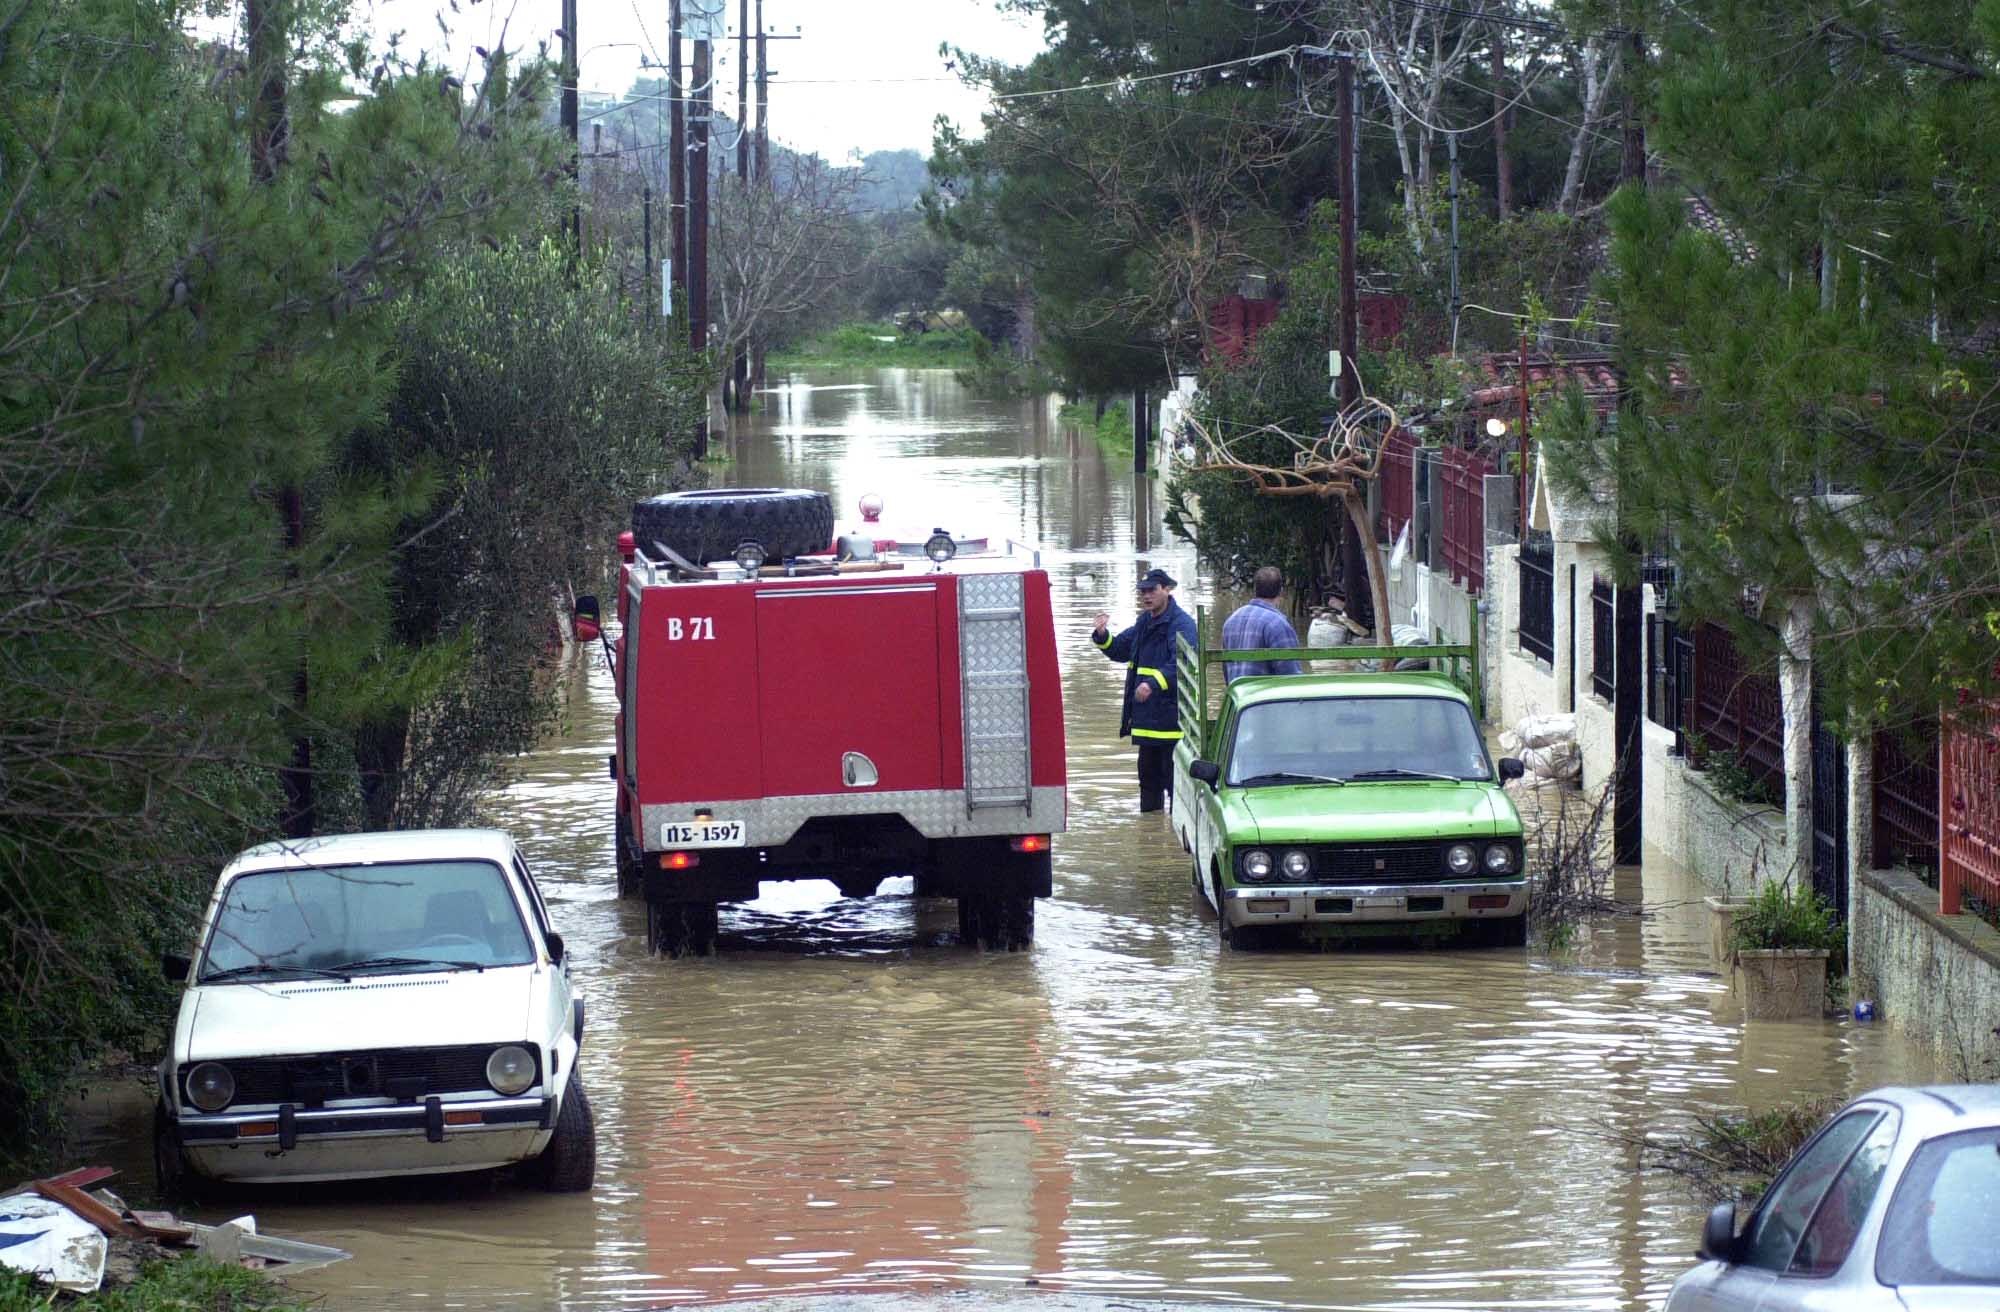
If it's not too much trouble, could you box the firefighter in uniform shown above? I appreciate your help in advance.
[1091,568,1199,813]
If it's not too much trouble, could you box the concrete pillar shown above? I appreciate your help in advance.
[1778,594,1814,885]
[1846,735,1874,976]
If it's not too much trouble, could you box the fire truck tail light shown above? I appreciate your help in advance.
[660,851,700,870]
[1009,835,1051,853]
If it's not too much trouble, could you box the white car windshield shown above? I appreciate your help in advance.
[200,860,534,979]
[1877,1126,2000,1287]
[1227,696,1492,786]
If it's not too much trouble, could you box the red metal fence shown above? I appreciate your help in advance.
[1873,719,1939,877]
[1690,621,1786,803]
[1378,429,1416,544]
[1437,446,1492,593]
[1941,706,2000,915]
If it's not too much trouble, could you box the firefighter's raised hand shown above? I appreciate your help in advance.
[1134,682,1152,703]
[1092,611,1110,635]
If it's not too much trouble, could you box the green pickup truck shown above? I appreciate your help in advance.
[1170,616,1530,947]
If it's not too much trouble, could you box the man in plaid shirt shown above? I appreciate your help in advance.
[1222,567,1303,682]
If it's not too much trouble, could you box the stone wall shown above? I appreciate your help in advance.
[1852,867,2000,1080]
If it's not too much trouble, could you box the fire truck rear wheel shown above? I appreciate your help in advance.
[614,812,639,900]
[957,891,1034,951]
[631,488,835,567]
[647,899,718,958]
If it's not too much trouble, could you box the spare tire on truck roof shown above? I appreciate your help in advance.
[632,488,834,567]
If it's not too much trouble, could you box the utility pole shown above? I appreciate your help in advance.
[562,0,579,253]
[689,1,714,456]
[751,0,768,386]
[1612,24,1647,867]
[670,0,687,328]
[643,183,654,331]
[1490,24,1513,219]
[735,0,750,178]
[754,0,768,183]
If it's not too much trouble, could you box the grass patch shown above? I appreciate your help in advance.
[0,1258,311,1311]
[1639,1093,1844,1204]
[767,321,986,369]
[1058,399,1135,460]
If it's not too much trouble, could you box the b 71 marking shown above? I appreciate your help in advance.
[667,617,716,641]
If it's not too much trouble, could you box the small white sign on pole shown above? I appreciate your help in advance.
[661,260,672,317]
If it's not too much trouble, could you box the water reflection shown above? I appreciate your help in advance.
[97,367,1931,1311]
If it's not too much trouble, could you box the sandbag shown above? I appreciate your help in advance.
[1513,713,1578,750]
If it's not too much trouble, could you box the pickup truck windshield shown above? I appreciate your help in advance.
[200,860,534,980]
[1226,695,1493,786]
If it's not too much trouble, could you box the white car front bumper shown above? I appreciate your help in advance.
[176,1093,554,1183]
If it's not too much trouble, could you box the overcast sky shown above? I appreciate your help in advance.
[349,0,1052,160]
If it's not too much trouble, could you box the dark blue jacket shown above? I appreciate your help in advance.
[1095,598,1199,739]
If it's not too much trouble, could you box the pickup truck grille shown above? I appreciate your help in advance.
[1257,840,1505,884]
[208,1045,505,1107]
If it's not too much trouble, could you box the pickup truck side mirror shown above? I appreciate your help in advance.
[1189,760,1221,787]
[161,951,191,983]
[1698,1201,1739,1263]
[544,932,566,966]
[1498,757,1526,781]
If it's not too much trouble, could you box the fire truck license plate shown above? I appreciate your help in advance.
[660,820,746,848]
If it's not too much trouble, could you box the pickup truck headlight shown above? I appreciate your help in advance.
[186,1062,235,1112]
[486,1045,536,1097]
[1239,849,1273,880]
[1483,843,1517,873]
[1445,843,1477,875]
[1280,850,1312,879]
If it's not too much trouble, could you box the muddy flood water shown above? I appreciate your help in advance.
[82,368,1932,1310]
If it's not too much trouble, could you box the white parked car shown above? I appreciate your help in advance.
[1665,1084,2000,1311]
[154,830,594,1193]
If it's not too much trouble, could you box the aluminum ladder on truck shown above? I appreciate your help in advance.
[958,572,1034,813]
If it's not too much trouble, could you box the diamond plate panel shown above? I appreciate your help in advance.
[959,573,1031,809]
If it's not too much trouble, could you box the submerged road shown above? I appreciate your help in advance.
[84,367,1931,1310]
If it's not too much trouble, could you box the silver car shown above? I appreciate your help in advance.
[1665,1085,2000,1311]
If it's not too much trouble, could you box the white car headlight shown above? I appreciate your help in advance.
[1484,843,1517,873]
[486,1045,536,1096]
[1281,850,1312,879]
[1446,843,1477,875]
[1240,849,1273,880]
[186,1061,235,1112]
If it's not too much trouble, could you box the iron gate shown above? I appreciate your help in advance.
[1809,696,1849,920]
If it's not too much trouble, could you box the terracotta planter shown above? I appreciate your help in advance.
[1706,897,1751,967]
[1735,948,1830,1020]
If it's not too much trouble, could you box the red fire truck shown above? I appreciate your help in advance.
[601,488,1067,957]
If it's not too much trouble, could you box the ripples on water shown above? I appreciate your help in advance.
[116,370,1929,1311]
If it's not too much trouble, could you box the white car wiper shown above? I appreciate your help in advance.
[1238,771,1345,786]
[200,962,352,983]
[329,955,486,973]
[1343,767,1466,782]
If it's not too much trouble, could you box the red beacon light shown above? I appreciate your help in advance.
[617,530,637,563]
[858,493,884,524]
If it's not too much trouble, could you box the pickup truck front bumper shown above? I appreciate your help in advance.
[1221,880,1526,927]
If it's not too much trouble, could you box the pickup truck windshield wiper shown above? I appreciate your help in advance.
[1237,771,1345,786]
[329,956,486,973]
[1343,768,1466,782]
[200,962,352,983]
